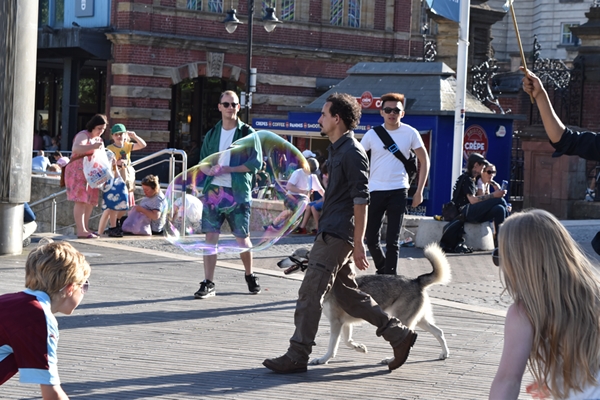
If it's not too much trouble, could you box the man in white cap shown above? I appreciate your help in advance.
[302,149,316,159]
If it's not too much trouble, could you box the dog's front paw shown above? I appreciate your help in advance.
[380,356,393,365]
[309,357,330,365]
[346,340,368,354]
[438,350,449,360]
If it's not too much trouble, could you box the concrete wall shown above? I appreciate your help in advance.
[29,176,109,235]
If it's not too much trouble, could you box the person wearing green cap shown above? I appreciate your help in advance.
[107,124,146,169]
[101,124,147,235]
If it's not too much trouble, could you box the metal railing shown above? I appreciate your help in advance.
[30,149,188,236]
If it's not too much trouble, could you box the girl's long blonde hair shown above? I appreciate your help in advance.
[499,209,600,398]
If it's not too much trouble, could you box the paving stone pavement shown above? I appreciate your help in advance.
[2,220,600,399]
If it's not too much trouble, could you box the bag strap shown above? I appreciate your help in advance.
[373,125,411,167]
[66,153,86,166]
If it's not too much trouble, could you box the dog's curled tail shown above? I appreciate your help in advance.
[419,242,452,288]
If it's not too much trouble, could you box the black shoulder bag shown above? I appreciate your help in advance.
[373,126,418,183]
[441,174,465,221]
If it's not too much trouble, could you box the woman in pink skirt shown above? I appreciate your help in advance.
[64,114,107,238]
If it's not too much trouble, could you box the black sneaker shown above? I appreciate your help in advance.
[108,227,123,237]
[245,273,261,294]
[194,280,215,299]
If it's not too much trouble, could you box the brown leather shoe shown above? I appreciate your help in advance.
[388,331,418,371]
[263,354,307,374]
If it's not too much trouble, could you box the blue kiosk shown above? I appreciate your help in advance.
[253,62,518,216]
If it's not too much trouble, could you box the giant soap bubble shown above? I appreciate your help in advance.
[164,130,312,255]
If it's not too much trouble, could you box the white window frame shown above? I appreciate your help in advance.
[561,23,579,45]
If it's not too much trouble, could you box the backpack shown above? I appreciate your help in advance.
[439,219,472,253]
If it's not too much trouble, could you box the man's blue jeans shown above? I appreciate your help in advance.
[462,197,508,238]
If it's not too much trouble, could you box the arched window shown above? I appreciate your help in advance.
[262,0,295,21]
[330,0,361,28]
[187,0,223,13]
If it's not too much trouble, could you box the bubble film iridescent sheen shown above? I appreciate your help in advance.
[164,131,311,255]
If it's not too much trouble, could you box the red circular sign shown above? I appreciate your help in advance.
[463,125,489,160]
[360,91,373,109]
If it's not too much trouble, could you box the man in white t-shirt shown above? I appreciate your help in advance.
[194,90,263,299]
[267,158,325,231]
[286,158,324,197]
[361,92,430,275]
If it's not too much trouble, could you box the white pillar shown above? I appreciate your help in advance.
[451,0,471,194]
[0,0,39,254]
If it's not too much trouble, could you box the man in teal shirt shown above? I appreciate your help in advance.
[195,90,263,299]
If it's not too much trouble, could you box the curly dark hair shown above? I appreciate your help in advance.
[326,93,361,131]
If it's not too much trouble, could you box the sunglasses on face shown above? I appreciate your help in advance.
[59,279,90,294]
[113,133,124,137]
[382,107,402,115]
[485,170,497,175]
[220,102,238,109]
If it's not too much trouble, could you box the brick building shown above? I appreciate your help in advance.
[32,0,600,218]
[105,0,440,153]
[36,0,510,153]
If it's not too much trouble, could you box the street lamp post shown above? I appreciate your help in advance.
[223,1,281,122]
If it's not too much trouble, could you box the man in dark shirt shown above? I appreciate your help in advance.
[522,68,600,161]
[452,153,508,246]
[522,68,600,253]
[263,93,417,374]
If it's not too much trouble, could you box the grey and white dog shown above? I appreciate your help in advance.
[277,243,451,365]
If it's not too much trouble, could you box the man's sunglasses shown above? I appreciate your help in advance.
[485,170,497,175]
[492,249,499,267]
[220,102,238,108]
[382,107,402,114]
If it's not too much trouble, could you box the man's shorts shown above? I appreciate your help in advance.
[201,185,251,238]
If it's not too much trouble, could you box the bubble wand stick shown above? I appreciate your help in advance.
[506,0,535,103]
